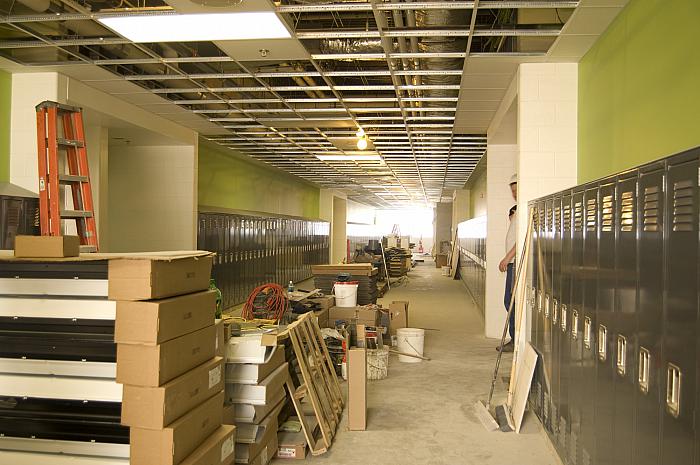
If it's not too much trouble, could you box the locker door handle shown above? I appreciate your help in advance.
[638,347,650,394]
[583,317,592,350]
[544,294,550,318]
[666,363,682,418]
[552,299,558,324]
[616,335,627,375]
[571,310,579,340]
[560,305,567,332]
[537,290,543,314]
[595,323,605,358]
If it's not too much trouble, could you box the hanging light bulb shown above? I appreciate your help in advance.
[356,127,365,138]
[357,137,368,151]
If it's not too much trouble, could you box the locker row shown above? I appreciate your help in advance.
[526,147,699,465]
[457,216,486,314]
[197,212,330,309]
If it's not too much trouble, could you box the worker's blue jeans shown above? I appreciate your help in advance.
[503,262,515,341]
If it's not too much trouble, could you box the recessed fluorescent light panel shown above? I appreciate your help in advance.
[316,155,382,161]
[98,12,290,43]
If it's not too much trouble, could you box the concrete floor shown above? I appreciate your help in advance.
[277,259,561,465]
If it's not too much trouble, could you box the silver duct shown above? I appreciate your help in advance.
[416,6,467,114]
[319,38,385,56]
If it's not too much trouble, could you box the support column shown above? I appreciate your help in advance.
[331,196,347,264]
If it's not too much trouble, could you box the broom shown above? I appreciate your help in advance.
[474,210,535,431]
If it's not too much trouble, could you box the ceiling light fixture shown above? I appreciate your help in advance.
[356,137,368,150]
[316,154,382,161]
[98,12,290,43]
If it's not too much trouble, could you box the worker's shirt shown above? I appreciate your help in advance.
[505,210,517,264]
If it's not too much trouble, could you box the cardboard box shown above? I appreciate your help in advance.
[225,346,284,385]
[179,424,237,465]
[328,306,378,327]
[117,324,216,387]
[276,431,306,460]
[226,336,277,364]
[226,363,288,405]
[121,357,224,429]
[313,308,329,328]
[216,319,226,358]
[234,388,286,424]
[388,301,409,335]
[311,263,375,277]
[247,434,277,465]
[108,253,214,301]
[115,290,216,345]
[14,235,80,258]
[235,414,278,464]
[223,403,236,425]
[306,295,334,311]
[130,391,224,465]
[235,397,284,444]
[347,348,367,431]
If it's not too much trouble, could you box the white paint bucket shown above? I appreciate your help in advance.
[333,281,359,307]
[397,328,425,363]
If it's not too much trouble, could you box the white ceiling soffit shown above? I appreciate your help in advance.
[0,0,626,206]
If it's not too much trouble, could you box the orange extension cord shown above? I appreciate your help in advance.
[241,283,288,322]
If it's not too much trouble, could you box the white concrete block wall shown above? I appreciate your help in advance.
[108,145,196,252]
[484,144,517,338]
[515,63,578,352]
[9,73,66,193]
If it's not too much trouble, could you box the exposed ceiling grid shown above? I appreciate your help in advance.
[0,0,601,206]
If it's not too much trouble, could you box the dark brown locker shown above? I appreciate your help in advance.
[594,181,615,465]
[581,185,599,465]
[570,188,585,465]
[661,150,698,465]
[613,173,637,465]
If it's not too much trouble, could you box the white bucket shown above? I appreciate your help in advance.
[397,328,425,363]
[441,266,450,276]
[333,282,359,307]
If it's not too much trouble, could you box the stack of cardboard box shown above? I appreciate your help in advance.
[225,336,288,465]
[110,252,236,465]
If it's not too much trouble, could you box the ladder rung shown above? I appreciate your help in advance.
[58,174,89,183]
[56,138,85,148]
[60,210,94,218]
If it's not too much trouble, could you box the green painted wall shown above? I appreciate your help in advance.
[0,70,10,182]
[198,141,320,219]
[578,0,700,183]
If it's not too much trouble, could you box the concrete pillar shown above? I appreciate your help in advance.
[484,144,517,338]
[433,202,452,255]
[331,196,347,264]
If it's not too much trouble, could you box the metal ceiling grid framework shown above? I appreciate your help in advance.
[0,0,581,207]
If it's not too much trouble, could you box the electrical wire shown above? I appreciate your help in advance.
[241,283,288,322]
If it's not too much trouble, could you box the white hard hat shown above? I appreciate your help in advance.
[509,174,517,185]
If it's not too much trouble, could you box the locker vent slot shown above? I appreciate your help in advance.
[554,205,561,232]
[672,180,694,232]
[571,310,579,340]
[666,363,682,418]
[620,191,635,232]
[638,347,650,394]
[563,203,571,232]
[596,324,606,359]
[643,186,660,232]
[585,197,597,231]
[583,317,592,349]
[539,207,546,232]
[601,194,614,232]
[616,335,627,376]
[573,201,583,231]
[560,304,567,332]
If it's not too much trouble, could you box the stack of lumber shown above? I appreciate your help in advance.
[111,251,236,465]
[311,264,378,305]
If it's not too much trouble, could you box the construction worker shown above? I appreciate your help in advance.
[497,174,518,352]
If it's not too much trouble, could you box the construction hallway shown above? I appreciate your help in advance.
[289,260,558,465]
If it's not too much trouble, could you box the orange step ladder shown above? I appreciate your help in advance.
[36,101,99,252]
